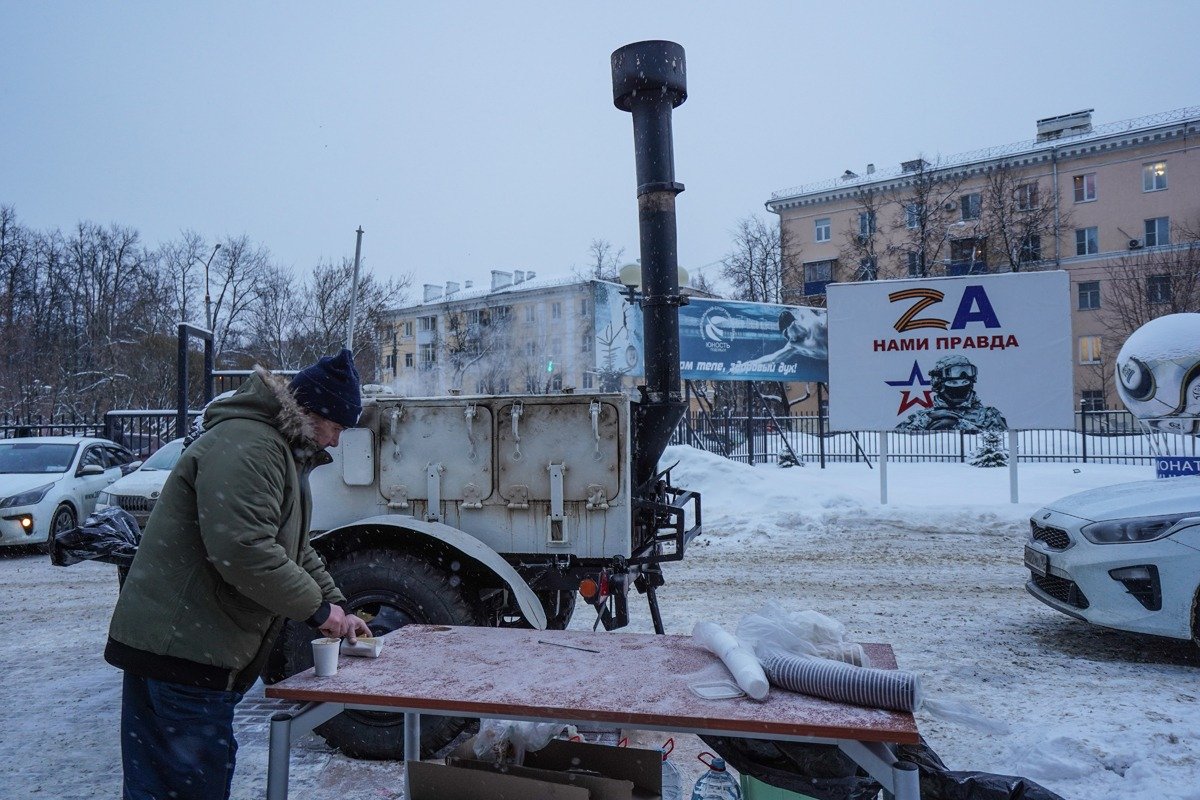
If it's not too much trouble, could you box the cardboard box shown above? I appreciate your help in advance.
[409,737,663,800]
[407,760,588,800]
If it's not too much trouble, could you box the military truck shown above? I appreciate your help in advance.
[261,40,701,760]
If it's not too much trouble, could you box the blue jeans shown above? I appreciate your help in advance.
[121,672,244,800]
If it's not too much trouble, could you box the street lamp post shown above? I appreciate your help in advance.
[203,243,221,332]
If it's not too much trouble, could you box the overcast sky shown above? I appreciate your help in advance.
[4,1,1198,298]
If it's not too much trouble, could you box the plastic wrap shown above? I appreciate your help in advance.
[737,602,870,666]
[49,507,141,568]
[691,621,769,700]
[472,719,574,763]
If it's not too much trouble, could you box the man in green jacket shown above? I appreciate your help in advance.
[106,349,371,800]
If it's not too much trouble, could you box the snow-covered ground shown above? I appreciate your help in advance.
[4,446,1198,799]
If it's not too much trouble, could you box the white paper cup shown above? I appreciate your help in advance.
[312,637,340,677]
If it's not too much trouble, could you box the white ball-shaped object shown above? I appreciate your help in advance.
[1115,313,1200,434]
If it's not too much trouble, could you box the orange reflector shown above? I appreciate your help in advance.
[578,578,598,600]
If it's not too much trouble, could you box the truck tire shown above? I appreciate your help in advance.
[268,548,483,760]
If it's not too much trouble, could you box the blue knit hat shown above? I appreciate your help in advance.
[289,349,362,428]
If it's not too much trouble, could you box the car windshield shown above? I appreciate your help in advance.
[0,442,79,474]
[140,440,184,471]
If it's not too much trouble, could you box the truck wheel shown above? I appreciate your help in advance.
[268,548,483,760]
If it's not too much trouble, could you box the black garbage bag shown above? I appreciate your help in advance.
[49,506,141,569]
[701,735,1065,800]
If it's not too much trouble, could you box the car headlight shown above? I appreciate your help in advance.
[1080,511,1200,544]
[0,483,55,509]
[96,491,113,508]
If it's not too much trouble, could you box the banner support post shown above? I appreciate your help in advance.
[879,430,889,505]
[1009,429,1019,503]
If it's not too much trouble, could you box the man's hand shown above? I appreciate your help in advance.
[318,605,372,643]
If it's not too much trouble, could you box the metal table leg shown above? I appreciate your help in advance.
[404,712,421,762]
[265,702,345,800]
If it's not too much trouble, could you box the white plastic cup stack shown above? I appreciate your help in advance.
[311,637,341,677]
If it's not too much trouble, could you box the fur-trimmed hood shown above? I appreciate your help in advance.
[203,366,317,447]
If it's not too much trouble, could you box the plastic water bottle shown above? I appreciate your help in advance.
[690,753,741,800]
[660,738,683,800]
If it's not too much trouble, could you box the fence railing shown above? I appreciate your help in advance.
[670,409,1198,467]
[1,410,202,457]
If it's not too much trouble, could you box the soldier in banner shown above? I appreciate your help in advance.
[896,355,1007,432]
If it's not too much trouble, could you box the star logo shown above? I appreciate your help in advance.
[885,360,933,415]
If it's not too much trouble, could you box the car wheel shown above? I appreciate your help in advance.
[42,504,76,554]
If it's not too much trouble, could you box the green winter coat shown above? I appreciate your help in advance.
[106,368,345,690]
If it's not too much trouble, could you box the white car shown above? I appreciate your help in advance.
[97,438,185,529]
[0,437,139,549]
[1025,477,1200,642]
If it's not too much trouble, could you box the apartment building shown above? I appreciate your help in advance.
[379,270,601,396]
[766,106,1200,409]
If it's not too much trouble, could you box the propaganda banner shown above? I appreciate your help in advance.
[827,272,1073,431]
[592,281,828,383]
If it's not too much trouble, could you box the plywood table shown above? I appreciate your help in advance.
[265,625,921,799]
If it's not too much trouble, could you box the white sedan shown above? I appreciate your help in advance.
[1025,477,1200,642]
[0,437,138,549]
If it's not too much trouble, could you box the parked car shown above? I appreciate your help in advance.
[0,437,138,549]
[96,438,185,529]
[1025,477,1200,642]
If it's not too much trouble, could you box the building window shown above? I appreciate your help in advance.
[1078,335,1102,365]
[525,375,539,393]
[402,321,414,337]
[551,301,562,319]
[1147,274,1172,305]
[418,315,437,332]
[387,354,397,373]
[475,379,488,394]
[580,298,589,316]
[524,305,536,323]
[907,252,924,277]
[1142,161,1167,192]
[1144,217,1170,247]
[1016,183,1039,210]
[525,341,536,356]
[466,309,485,325]
[550,373,563,392]
[418,343,436,366]
[404,352,414,368]
[905,203,920,229]
[1073,173,1096,202]
[949,238,987,275]
[493,305,512,322]
[1075,227,1098,256]
[1019,234,1041,265]
[581,332,592,353]
[582,372,595,390]
[1081,390,1105,412]
[814,218,831,243]
[1077,281,1100,310]
[857,211,875,238]
[960,193,981,221]
[803,259,835,295]
[857,257,877,281]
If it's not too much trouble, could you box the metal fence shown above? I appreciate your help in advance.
[0,412,104,439]
[0,410,202,457]
[670,409,1198,467]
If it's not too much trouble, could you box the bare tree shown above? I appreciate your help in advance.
[978,163,1066,272]
[442,305,516,391]
[157,230,210,325]
[721,215,797,303]
[886,157,967,278]
[1100,221,1200,341]
[839,186,887,281]
[579,238,625,282]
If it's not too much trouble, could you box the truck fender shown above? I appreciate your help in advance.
[313,515,548,630]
